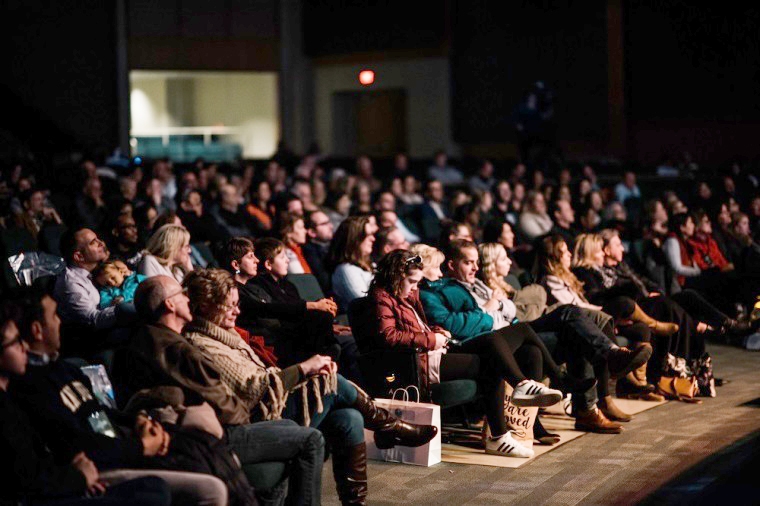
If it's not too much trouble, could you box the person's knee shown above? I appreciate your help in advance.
[303,427,326,455]
[326,409,365,446]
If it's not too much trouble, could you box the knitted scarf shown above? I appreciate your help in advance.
[184,318,338,426]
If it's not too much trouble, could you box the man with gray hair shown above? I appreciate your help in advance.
[122,275,325,504]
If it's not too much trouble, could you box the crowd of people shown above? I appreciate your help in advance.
[1,151,759,505]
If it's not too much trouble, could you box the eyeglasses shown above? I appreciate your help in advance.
[162,286,188,304]
[1,335,24,350]
[219,301,240,311]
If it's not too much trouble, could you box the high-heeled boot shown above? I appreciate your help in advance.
[332,442,368,506]
[352,389,438,449]
[631,303,679,337]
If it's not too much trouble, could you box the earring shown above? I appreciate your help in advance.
[235,269,241,275]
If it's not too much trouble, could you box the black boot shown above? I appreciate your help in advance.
[533,417,560,445]
[352,389,438,449]
[332,442,368,506]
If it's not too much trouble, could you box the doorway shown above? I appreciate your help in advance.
[332,89,407,157]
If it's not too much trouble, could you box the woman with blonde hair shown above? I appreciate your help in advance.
[137,224,193,283]
[572,233,677,337]
[182,268,436,504]
[535,234,659,420]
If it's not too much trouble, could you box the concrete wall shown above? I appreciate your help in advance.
[314,58,459,158]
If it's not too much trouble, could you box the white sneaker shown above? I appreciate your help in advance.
[511,380,562,407]
[485,430,535,458]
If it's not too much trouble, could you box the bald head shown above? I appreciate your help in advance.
[135,275,179,322]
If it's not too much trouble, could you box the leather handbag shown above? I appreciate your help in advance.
[657,376,701,403]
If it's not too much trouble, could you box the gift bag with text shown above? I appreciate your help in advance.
[482,381,537,449]
[365,387,441,467]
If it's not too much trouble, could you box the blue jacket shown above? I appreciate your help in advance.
[419,278,493,341]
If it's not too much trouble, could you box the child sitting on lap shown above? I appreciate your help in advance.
[93,259,146,308]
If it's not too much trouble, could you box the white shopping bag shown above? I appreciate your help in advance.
[365,387,441,467]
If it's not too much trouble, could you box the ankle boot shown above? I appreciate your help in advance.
[631,303,679,337]
[598,395,632,422]
[332,442,368,506]
[352,389,438,449]
[632,364,655,392]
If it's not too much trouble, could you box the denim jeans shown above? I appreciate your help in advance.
[225,419,325,506]
[281,374,364,448]
[530,305,616,412]
[39,476,171,506]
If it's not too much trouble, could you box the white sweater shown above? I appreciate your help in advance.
[331,263,374,309]
[543,275,602,311]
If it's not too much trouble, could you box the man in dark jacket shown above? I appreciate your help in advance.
[0,300,171,506]
[10,286,238,505]
[302,210,334,293]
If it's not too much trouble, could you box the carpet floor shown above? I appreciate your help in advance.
[320,343,760,505]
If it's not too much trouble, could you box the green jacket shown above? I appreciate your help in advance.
[419,278,494,341]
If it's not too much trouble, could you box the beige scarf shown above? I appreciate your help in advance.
[184,318,338,426]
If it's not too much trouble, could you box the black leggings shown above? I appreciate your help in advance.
[446,323,563,436]
[671,289,729,329]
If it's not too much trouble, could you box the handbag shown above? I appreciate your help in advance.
[657,376,701,403]
[688,352,716,398]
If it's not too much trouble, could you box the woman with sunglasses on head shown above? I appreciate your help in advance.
[181,268,437,505]
[369,249,568,458]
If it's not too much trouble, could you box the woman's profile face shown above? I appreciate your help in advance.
[499,223,515,250]
[494,247,513,277]
[422,260,443,282]
[175,239,191,265]
[681,217,696,237]
[218,287,241,329]
[359,234,375,258]
[238,250,258,277]
[592,244,605,267]
[558,241,572,270]
[288,219,307,245]
[400,269,423,299]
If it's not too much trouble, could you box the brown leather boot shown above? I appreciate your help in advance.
[631,303,679,336]
[352,389,437,449]
[332,442,368,506]
[616,376,664,401]
[598,395,632,422]
[633,364,655,392]
[574,407,623,434]
[605,343,652,379]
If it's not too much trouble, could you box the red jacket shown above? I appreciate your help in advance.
[371,287,440,350]
[687,233,729,271]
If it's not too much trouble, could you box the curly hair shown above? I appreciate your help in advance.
[183,268,236,323]
[369,249,423,298]
[572,233,604,269]
[477,243,515,296]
